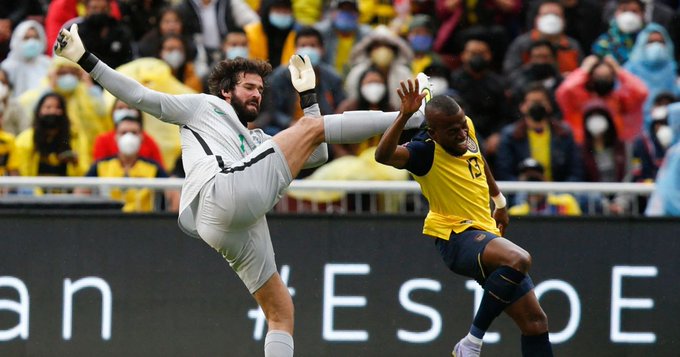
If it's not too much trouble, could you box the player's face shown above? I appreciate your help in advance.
[228,72,264,122]
[428,110,469,156]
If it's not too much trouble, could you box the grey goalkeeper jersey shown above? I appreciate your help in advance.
[90,61,271,237]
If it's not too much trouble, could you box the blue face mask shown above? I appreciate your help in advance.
[21,38,43,59]
[643,42,669,65]
[296,47,321,66]
[409,34,433,53]
[226,46,249,60]
[269,12,294,29]
[56,74,79,92]
[333,10,358,32]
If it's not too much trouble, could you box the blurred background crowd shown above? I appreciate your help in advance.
[0,0,679,215]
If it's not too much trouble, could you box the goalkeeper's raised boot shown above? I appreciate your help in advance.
[452,335,482,357]
[416,72,433,113]
[404,72,433,130]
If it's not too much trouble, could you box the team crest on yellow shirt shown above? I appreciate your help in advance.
[466,137,479,153]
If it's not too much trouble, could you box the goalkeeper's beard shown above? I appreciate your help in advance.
[231,95,259,124]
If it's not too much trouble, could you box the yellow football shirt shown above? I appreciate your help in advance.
[406,118,500,239]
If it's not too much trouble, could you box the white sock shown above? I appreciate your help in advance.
[322,110,424,144]
[264,330,294,357]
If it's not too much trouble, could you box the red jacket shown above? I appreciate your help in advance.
[93,131,164,168]
[555,67,648,144]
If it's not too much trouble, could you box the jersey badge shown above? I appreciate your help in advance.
[466,137,479,153]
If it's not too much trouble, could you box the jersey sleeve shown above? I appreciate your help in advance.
[90,61,203,126]
[403,139,435,176]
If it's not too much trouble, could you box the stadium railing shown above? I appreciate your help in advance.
[0,177,657,216]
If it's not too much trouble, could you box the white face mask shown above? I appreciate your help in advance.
[0,83,8,100]
[537,14,564,35]
[651,106,668,121]
[360,82,386,104]
[225,46,249,60]
[117,132,142,156]
[586,114,609,136]
[656,125,673,148]
[616,11,643,34]
[162,50,185,69]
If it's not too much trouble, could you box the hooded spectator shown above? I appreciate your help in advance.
[0,20,50,97]
[344,25,413,110]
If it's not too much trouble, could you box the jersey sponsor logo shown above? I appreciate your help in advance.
[474,233,486,242]
[213,107,226,115]
[466,137,479,153]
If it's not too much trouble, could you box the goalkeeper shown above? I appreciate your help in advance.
[54,24,429,357]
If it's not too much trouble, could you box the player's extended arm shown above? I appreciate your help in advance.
[483,156,509,236]
[54,24,195,125]
[289,54,328,168]
[374,79,426,169]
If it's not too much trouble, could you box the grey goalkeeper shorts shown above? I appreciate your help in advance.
[195,140,293,293]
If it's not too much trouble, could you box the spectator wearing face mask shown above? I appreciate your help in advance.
[222,28,250,60]
[92,99,164,167]
[592,0,645,64]
[645,102,680,216]
[77,114,169,213]
[631,92,676,182]
[72,0,134,70]
[0,20,50,98]
[556,54,648,144]
[581,101,629,183]
[158,34,203,93]
[0,68,29,135]
[507,158,582,216]
[334,66,394,158]
[449,34,510,155]
[407,14,444,75]
[507,40,564,107]
[18,56,109,166]
[315,0,372,76]
[245,0,297,67]
[260,26,345,135]
[503,0,582,76]
[9,92,90,179]
[624,23,680,124]
[344,25,413,110]
[496,83,582,182]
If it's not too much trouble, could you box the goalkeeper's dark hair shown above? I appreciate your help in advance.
[208,58,272,99]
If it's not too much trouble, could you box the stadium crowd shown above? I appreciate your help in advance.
[0,0,679,214]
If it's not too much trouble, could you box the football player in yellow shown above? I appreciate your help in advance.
[375,79,553,357]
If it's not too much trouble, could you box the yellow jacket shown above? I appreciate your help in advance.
[9,128,89,177]
[245,22,297,66]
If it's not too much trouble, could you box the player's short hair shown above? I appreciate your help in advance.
[426,95,461,117]
[208,58,272,99]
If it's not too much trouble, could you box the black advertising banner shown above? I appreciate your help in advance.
[0,212,678,356]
